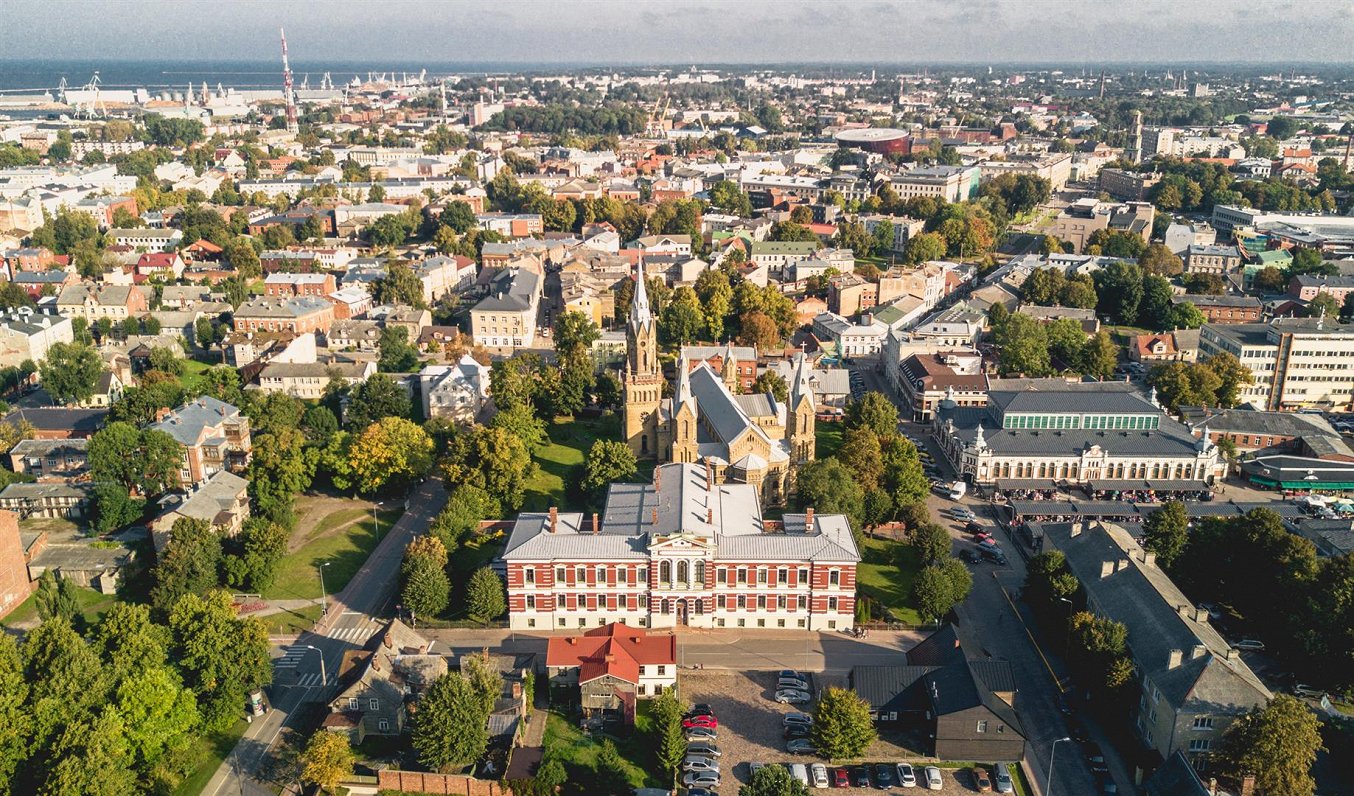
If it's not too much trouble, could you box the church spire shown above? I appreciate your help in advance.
[629,257,651,329]
[676,351,693,408]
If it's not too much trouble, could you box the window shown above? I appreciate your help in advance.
[524,568,535,584]
[558,618,566,627]
[656,665,666,676]
[1192,716,1214,730]
[737,595,746,609]
[576,566,585,583]
[797,567,808,583]
[556,566,566,582]
[677,560,689,584]
[828,597,838,611]
[737,568,747,584]
[369,698,379,711]
[348,698,358,710]
[976,720,989,733]
[758,595,767,609]
[778,568,788,584]
[526,595,535,610]
[638,684,647,696]
[695,560,705,584]
[378,719,390,732]
[829,570,840,586]
[639,567,648,583]
[660,560,671,584]
[758,568,768,584]
[1188,739,1211,753]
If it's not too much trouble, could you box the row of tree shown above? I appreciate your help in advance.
[990,307,1120,380]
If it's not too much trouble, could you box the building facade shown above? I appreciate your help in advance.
[932,383,1222,486]
[501,463,860,632]
[1199,318,1354,412]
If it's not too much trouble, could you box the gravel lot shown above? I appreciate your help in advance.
[680,669,1003,794]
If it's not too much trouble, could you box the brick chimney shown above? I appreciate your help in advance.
[1240,775,1256,796]
[707,508,713,524]
[549,506,558,533]
[654,466,660,491]
[592,513,600,535]
[651,507,658,525]
[805,507,814,530]
[1167,649,1183,669]
[704,457,713,486]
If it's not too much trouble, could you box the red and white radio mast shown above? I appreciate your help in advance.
[280,27,299,134]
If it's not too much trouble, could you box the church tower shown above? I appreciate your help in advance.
[720,340,740,392]
[624,260,663,458]
[785,353,817,466]
[671,353,700,464]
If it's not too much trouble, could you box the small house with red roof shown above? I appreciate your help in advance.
[546,622,677,722]
[135,252,185,281]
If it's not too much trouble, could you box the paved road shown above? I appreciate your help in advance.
[203,478,448,796]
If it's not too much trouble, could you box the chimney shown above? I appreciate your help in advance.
[707,507,713,525]
[651,507,658,525]
[418,644,427,654]
[1100,560,1115,579]
[1117,558,1130,572]
[1178,604,1192,618]
[1191,644,1207,660]
[1225,647,1236,660]
[1240,775,1256,796]
[1194,607,1207,623]
[654,466,660,491]
[383,633,393,648]
[805,507,815,530]
[1144,551,1157,568]
[548,506,558,533]
[592,513,600,535]
[511,681,522,699]
[1167,649,1183,669]
[704,457,713,487]
[566,637,577,645]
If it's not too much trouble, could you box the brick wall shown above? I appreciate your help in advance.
[375,770,505,795]
[0,511,33,618]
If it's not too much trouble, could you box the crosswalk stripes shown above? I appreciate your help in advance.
[326,625,373,643]
[295,672,324,688]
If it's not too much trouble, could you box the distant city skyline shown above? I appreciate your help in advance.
[4,0,1353,66]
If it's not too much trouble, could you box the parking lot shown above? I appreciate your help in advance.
[680,669,1014,794]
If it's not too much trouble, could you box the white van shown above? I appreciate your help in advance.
[788,763,811,786]
[948,481,967,501]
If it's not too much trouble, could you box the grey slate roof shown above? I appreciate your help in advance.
[474,268,540,312]
[151,396,240,446]
[1180,406,1338,438]
[1143,751,1212,796]
[1041,521,1270,712]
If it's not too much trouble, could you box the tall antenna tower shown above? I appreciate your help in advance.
[280,28,299,134]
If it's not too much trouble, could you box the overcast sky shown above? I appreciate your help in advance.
[4,0,1353,65]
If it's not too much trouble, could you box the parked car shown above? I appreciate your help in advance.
[1197,602,1225,621]
[778,669,807,683]
[686,790,717,796]
[786,738,817,755]
[686,703,715,718]
[810,762,829,789]
[924,765,943,790]
[1233,639,1266,651]
[833,767,851,787]
[682,714,718,730]
[778,675,810,690]
[1084,742,1108,775]
[775,688,813,704]
[748,762,766,777]
[965,520,986,533]
[1295,683,1327,699]
[683,771,721,789]
[788,763,811,786]
[951,507,977,521]
[784,723,812,739]
[685,725,717,742]
[874,763,895,788]
[961,548,982,564]
[682,755,720,773]
[783,712,814,726]
[973,766,993,791]
[896,762,918,787]
[851,765,871,787]
[686,742,721,758]
[994,764,1014,794]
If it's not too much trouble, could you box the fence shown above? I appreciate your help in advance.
[375,770,507,795]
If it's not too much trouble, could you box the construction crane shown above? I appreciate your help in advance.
[56,77,68,105]
[280,27,299,134]
[76,72,106,119]
[646,94,671,138]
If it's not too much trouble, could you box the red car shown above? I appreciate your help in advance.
[833,767,850,787]
[682,714,718,730]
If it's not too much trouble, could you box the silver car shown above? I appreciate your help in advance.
[686,742,721,758]
[682,755,720,773]
[775,688,812,704]
[897,762,918,787]
[994,764,1014,794]
[683,771,721,789]
[924,765,943,790]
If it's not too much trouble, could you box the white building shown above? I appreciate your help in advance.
[419,356,490,423]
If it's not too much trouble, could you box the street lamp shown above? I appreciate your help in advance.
[318,561,331,617]
[1047,736,1071,796]
[300,645,327,688]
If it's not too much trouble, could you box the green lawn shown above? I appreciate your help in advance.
[816,422,844,459]
[179,358,215,393]
[523,414,626,512]
[3,583,119,629]
[856,537,925,625]
[172,719,248,796]
[260,508,403,600]
[543,706,660,790]
[258,603,324,636]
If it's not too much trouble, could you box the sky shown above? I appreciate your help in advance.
[3,0,1353,65]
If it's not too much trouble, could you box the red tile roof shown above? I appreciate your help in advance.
[545,622,676,686]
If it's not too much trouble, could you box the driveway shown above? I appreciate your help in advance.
[679,669,994,794]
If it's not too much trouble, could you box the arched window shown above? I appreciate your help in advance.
[659,560,671,584]
[676,560,689,585]
[695,560,706,585]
